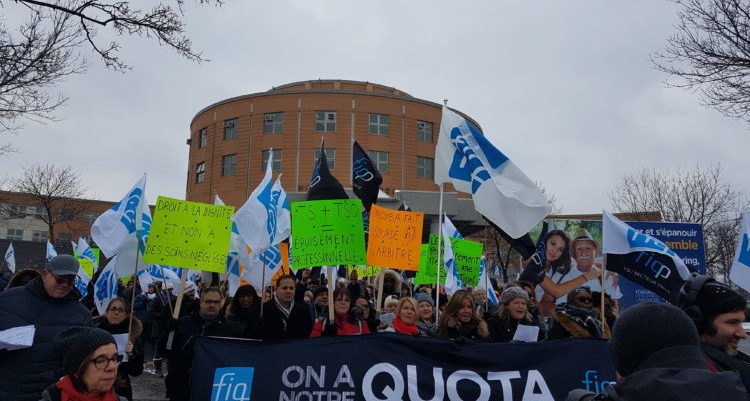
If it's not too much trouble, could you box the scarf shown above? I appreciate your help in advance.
[56,376,119,401]
[393,317,418,335]
[274,295,295,331]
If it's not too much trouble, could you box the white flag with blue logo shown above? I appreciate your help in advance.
[478,257,499,305]
[75,268,90,298]
[729,212,750,292]
[603,210,691,303]
[240,245,283,291]
[94,256,120,315]
[46,240,57,262]
[232,156,291,254]
[136,266,153,294]
[148,264,182,288]
[215,194,243,297]
[4,243,15,273]
[442,215,464,296]
[75,237,98,268]
[435,107,551,239]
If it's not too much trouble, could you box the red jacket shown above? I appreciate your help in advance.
[310,314,369,337]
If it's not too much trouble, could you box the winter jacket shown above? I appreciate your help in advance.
[225,302,261,339]
[572,345,747,401]
[548,303,610,340]
[39,381,127,401]
[417,319,437,336]
[486,314,544,343]
[165,311,242,401]
[0,277,91,401]
[310,314,369,337]
[437,315,490,341]
[93,316,145,401]
[260,298,313,341]
[702,342,750,391]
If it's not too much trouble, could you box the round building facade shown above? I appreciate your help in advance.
[186,80,478,208]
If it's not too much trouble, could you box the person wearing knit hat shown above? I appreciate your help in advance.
[307,286,329,322]
[566,302,746,401]
[40,326,126,401]
[486,286,542,343]
[415,293,437,336]
[677,275,750,388]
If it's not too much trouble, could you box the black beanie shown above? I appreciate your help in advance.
[694,281,746,321]
[53,327,116,375]
[608,302,699,376]
[312,286,328,299]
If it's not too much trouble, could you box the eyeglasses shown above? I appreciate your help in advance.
[90,355,122,370]
[49,272,76,286]
[202,299,222,305]
[108,307,126,313]
[334,298,350,303]
[575,297,593,304]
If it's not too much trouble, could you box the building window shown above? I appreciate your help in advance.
[222,154,237,176]
[6,228,23,240]
[417,121,433,142]
[198,128,208,148]
[83,211,98,223]
[262,149,282,171]
[313,148,336,170]
[417,156,434,179]
[223,118,238,140]
[7,204,26,218]
[315,111,336,132]
[196,162,206,182]
[32,230,48,242]
[29,206,45,220]
[368,114,389,135]
[263,112,284,134]
[368,151,389,173]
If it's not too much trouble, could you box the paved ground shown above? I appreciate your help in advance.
[132,361,167,401]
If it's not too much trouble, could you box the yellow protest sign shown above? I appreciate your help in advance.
[143,196,234,273]
[366,204,423,270]
[77,258,95,278]
[346,265,381,278]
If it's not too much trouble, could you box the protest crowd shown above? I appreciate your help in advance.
[0,106,749,401]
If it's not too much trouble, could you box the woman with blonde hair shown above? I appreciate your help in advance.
[436,290,489,341]
[381,297,428,335]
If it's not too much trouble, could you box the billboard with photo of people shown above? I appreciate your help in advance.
[528,218,705,311]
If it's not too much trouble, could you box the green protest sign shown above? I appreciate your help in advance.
[291,199,366,269]
[451,237,483,286]
[143,196,234,273]
[414,235,446,285]
[347,265,381,278]
[77,258,95,279]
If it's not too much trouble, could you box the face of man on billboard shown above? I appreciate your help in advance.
[574,241,597,272]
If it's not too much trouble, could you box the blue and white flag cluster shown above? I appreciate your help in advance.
[435,107,550,239]
[4,243,15,273]
[216,195,242,297]
[478,257,499,305]
[46,241,57,262]
[442,215,464,296]
[94,256,120,315]
[730,212,750,292]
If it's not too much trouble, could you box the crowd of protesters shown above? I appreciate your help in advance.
[0,247,749,400]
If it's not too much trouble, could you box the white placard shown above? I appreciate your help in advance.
[0,325,35,351]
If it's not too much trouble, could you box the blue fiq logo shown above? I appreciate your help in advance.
[212,367,253,401]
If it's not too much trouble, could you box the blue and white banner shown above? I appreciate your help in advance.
[603,211,692,303]
[4,243,15,273]
[148,264,182,288]
[478,257,499,305]
[46,240,57,262]
[730,212,750,292]
[94,256,120,315]
[442,215,464,296]
[434,107,550,239]
[233,155,291,255]
[192,335,615,401]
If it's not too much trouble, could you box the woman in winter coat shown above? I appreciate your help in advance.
[548,286,611,339]
[437,290,490,341]
[381,297,428,335]
[415,293,437,336]
[41,327,127,400]
[486,286,544,343]
[310,286,369,337]
[93,297,144,401]
[225,284,261,338]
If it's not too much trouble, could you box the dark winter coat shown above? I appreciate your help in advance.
[260,299,313,341]
[573,345,747,401]
[225,302,261,339]
[437,315,490,341]
[39,382,127,401]
[0,277,91,401]
[93,316,145,401]
[486,314,543,343]
[549,304,611,340]
[165,311,242,401]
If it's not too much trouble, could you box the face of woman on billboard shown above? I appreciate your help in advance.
[545,234,566,262]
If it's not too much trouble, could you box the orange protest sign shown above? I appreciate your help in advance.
[366,204,424,270]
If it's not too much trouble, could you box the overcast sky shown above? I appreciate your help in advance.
[2,1,748,215]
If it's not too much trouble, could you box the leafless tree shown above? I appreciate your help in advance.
[0,0,221,138]
[653,0,750,122]
[2,164,89,241]
[610,163,747,282]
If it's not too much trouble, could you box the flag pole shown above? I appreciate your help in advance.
[260,250,267,318]
[327,266,335,322]
[436,183,444,323]
[600,254,607,325]
[376,268,385,313]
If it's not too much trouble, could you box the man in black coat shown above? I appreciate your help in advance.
[262,275,312,340]
[165,287,241,400]
[0,255,92,401]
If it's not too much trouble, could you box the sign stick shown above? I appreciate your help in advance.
[261,252,267,318]
[327,266,335,321]
[376,268,385,313]
[159,266,174,316]
[172,273,188,319]
[126,248,141,355]
[435,183,444,323]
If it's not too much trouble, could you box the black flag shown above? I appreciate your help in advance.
[351,141,383,211]
[398,202,412,211]
[307,139,348,201]
[484,216,538,260]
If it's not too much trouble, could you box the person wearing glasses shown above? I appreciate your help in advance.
[41,326,126,400]
[165,287,240,401]
[548,286,611,340]
[0,255,92,401]
[310,286,369,337]
[93,297,144,401]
